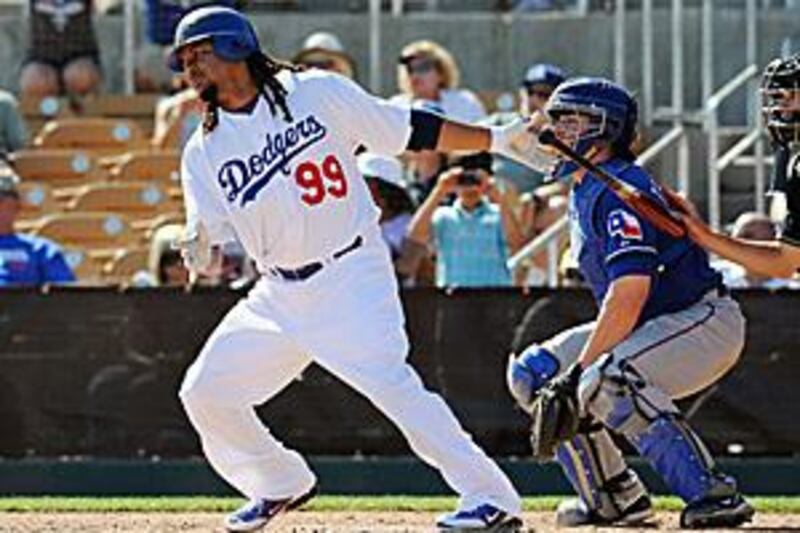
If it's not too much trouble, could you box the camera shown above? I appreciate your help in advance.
[457,170,481,186]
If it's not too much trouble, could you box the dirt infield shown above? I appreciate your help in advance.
[1,511,798,532]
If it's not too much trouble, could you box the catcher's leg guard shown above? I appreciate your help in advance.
[579,355,738,505]
[555,422,652,525]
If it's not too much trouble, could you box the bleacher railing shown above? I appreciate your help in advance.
[704,63,766,230]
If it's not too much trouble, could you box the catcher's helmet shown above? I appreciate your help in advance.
[545,77,638,178]
[168,6,259,73]
[761,53,800,148]
[522,63,567,90]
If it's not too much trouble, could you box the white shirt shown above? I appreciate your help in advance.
[181,70,412,271]
[389,89,486,124]
[712,258,800,290]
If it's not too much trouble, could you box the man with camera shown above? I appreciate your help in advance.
[407,152,523,288]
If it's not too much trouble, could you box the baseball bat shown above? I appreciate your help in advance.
[538,129,687,238]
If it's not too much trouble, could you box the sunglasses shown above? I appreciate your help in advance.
[301,57,335,70]
[401,57,437,76]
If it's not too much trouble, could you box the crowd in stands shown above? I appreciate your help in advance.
[0,3,795,290]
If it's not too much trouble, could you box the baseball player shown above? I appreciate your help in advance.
[506,78,755,528]
[169,6,536,532]
[669,53,800,277]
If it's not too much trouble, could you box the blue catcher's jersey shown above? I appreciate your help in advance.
[568,158,722,323]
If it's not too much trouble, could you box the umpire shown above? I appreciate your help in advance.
[672,53,800,276]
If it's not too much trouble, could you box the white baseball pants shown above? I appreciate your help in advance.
[179,229,521,515]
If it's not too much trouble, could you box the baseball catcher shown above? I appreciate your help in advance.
[507,78,754,529]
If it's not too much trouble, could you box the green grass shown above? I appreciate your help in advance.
[0,496,799,514]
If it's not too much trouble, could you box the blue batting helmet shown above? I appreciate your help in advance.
[545,77,638,178]
[168,6,260,73]
[522,63,567,90]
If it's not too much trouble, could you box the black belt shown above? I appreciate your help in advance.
[269,235,363,282]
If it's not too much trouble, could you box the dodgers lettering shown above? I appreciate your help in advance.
[217,115,328,207]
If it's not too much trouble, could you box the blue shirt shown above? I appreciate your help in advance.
[0,233,76,286]
[569,158,721,323]
[432,200,512,288]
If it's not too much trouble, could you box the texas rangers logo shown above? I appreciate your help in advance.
[217,114,328,207]
[607,209,643,241]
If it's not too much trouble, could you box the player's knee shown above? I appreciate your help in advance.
[178,364,217,413]
[578,355,677,437]
[506,344,560,411]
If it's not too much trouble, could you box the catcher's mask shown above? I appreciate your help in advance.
[545,77,638,180]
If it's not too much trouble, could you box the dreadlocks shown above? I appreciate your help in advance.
[202,51,305,134]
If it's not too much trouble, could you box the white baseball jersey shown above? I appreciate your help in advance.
[178,69,523,517]
[181,70,412,270]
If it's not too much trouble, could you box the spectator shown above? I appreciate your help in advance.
[134,223,253,287]
[407,152,523,288]
[520,63,566,117]
[0,89,28,157]
[151,85,204,148]
[392,40,485,122]
[0,169,75,286]
[358,153,414,257]
[712,212,800,289]
[142,223,189,286]
[391,40,486,205]
[356,152,426,284]
[293,31,356,80]
[515,63,570,286]
[20,0,102,98]
[512,0,555,11]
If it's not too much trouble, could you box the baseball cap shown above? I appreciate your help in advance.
[0,167,20,198]
[293,31,356,78]
[357,153,405,189]
[522,63,567,89]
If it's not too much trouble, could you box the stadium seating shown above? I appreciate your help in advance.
[67,182,172,217]
[33,118,147,153]
[102,247,149,282]
[110,150,181,185]
[9,149,105,187]
[62,247,104,281]
[31,212,134,249]
[16,181,56,219]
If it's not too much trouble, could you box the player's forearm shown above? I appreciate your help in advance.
[696,226,799,279]
[436,121,491,152]
[578,276,650,368]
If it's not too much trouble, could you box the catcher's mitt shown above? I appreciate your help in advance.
[529,364,582,462]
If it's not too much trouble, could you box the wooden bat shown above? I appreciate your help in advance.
[538,129,687,238]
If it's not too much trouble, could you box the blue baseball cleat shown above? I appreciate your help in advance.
[436,503,523,531]
[224,484,317,532]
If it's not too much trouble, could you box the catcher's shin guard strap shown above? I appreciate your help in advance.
[407,110,444,151]
[630,415,735,503]
[557,429,648,520]
[579,355,679,436]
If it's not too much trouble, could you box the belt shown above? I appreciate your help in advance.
[268,235,363,282]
